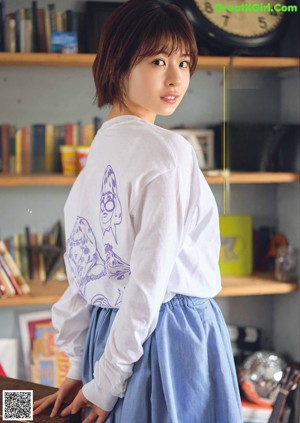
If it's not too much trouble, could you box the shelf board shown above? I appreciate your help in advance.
[0,172,299,187]
[0,53,299,70]
[0,279,69,307]
[0,174,76,186]
[204,171,300,184]
[0,274,298,307]
[218,273,298,297]
[0,52,95,67]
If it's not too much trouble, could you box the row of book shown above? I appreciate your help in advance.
[0,118,101,174]
[0,221,65,298]
[0,1,86,53]
[0,239,31,298]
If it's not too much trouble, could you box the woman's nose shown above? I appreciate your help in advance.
[166,66,181,87]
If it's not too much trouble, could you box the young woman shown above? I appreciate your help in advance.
[33,1,242,422]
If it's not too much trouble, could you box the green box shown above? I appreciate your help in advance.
[219,215,253,276]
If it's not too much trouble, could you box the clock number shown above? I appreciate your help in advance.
[258,17,268,29]
[204,2,213,14]
[222,15,229,27]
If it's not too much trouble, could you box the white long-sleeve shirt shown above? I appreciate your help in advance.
[52,115,222,411]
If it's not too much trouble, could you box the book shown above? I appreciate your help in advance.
[0,240,30,294]
[1,123,10,173]
[31,0,39,52]
[4,13,16,52]
[44,8,51,52]
[0,255,23,295]
[9,124,16,173]
[22,126,32,174]
[15,128,22,174]
[24,7,33,52]
[25,226,33,279]
[48,3,56,33]
[0,260,16,296]
[0,0,5,51]
[37,8,47,52]
[32,124,46,173]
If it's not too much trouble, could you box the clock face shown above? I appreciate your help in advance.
[194,0,285,38]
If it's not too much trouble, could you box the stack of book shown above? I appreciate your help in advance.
[0,1,86,53]
[0,118,101,174]
[0,239,30,298]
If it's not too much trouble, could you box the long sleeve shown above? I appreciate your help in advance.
[83,165,195,411]
[51,284,92,380]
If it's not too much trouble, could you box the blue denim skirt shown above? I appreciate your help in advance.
[82,295,243,423]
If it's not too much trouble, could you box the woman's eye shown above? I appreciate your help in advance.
[180,60,190,68]
[153,59,165,66]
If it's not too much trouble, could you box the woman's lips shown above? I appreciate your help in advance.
[160,95,179,104]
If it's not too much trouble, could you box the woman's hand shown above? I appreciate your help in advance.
[33,377,82,417]
[60,389,110,423]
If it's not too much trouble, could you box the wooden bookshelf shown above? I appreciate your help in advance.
[219,274,298,297]
[0,172,299,187]
[0,274,297,307]
[204,172,300,184]
[0,174,77,186]
[0,279,69,307]
[0,53,299,70]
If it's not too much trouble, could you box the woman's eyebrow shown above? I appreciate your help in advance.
[157,50,191,57]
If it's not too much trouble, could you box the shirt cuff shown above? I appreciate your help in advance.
[82,378,119,412]
[66,356,82,380]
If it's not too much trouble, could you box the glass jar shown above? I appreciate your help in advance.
[275,245,298,282]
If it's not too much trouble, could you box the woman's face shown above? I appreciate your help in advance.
[121,48,191,123]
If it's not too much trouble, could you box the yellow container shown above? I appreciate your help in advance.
[60,145,78,175]
[219,215,253,276]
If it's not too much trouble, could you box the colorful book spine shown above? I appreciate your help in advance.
[45,124,55,173]
[1,124,10,173]
[31,124,45,173]
[0,0,5,52]
[9,125,16,173]
[0,240,30,294]
[15,128,22,174]
[0,255,23,295]
[0,259,16,296]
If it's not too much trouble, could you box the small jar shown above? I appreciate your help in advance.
[275,245,298,282]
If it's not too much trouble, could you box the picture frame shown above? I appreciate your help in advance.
[172,129,215,170]
[18,310,52,379]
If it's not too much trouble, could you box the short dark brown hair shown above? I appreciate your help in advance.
[93,0,198,108]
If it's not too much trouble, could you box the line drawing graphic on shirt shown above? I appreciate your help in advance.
[115,288,123,306]
[91,293,112,308]
[66,216,107,295]
[105,243,131,281]
[100,165,122,244]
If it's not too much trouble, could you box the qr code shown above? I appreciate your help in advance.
[2,390,33,421]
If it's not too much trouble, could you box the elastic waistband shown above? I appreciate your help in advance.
[91,294,212,312]
[160,294,211,310]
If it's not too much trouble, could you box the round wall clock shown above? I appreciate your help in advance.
[172,0,290,54]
